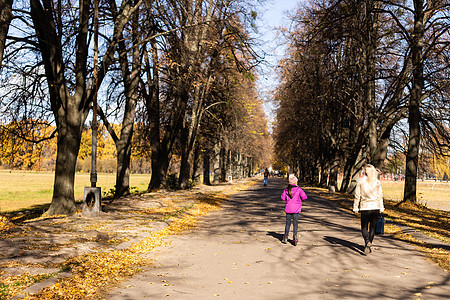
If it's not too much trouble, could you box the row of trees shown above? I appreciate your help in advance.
[0,0,271,215]
[274,0,450,202]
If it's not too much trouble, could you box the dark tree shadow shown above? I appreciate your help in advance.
[323,236,365,255]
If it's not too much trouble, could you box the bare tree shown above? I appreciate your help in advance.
[27,0,141,215]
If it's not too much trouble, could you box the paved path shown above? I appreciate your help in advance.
[107,177,449,299]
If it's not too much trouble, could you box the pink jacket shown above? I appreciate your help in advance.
[281,185,307,213]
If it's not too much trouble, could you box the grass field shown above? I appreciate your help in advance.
[0,170,150,213]
[381,180,450,211]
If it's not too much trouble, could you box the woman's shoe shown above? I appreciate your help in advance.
[293,236,298,246]
[364,242,372,254]
[282,236,287,244]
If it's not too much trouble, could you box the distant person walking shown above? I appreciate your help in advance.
[353,164,384,254]
[263,168,269,186]
[281,174,307,246]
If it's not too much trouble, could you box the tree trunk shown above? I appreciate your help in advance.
[145,34,162,191]
[47,119,82,215]
[191,142,201,183]
[319,167,328,187]
[30,0,90,215]
[328,151,340,191]
[403,0,424,203]
[364,0,379,160]
[113,6,140,198]
[219,145,227,182]
[372,129,391,169]
[213,141,221,183]
[0,0,13,67]
[178,75,211,189]
[203,146,211,185]
[178,117,191,189]
[348,151,366,194]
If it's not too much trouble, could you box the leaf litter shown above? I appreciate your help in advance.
[0,179,258,299]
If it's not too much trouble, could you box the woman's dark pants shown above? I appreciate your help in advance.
[360,209,380,245]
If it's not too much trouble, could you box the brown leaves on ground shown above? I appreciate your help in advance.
[0,179,258,299]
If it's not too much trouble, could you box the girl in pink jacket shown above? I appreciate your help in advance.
[281,174,307,246]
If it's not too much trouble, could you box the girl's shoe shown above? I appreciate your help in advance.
[282,236,287,244]
[293,236,298,246]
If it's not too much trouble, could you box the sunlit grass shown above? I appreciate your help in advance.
[0,170,150,212]
[380,180,450,209]
[336,179,450,210]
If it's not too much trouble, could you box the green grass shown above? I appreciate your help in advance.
[0,170,150,213]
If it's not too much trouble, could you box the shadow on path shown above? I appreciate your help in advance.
[106,176,450,300]
[323,236,365,255]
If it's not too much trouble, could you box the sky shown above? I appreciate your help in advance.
[255,0,303,130]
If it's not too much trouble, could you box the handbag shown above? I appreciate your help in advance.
[375,213,385,234]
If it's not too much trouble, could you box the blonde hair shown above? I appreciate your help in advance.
[364,164,379,184]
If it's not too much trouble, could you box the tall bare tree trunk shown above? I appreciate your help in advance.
[0,0,13,67]
[30,0,90,215]
[213,141,221,183]
[403,0,424,203]
[364,0,379,162]
[328,151,340,191]
[203,146,211,185]
[113,5,140,198]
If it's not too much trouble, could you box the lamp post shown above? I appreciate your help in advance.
[82,0,101,217]
[91,0,99,188]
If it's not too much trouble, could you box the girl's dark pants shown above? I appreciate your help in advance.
[360,209,380,245]
[284,213,299,237]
